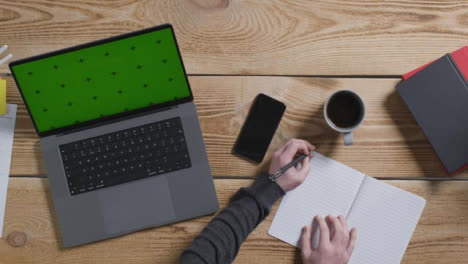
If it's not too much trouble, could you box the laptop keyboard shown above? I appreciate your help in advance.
[59,117,191,196]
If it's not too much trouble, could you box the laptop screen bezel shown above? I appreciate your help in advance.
[9,24,194,138]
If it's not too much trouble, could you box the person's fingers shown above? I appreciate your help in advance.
[281,138,296,150]
[277,138,301,154]
[303,140,315,153]
[310,217,319,247]
[281,139,315,156]
[324,215,334,240]
[338,215,350,245]
[327,215,344,243]
[300,155,309,168]
[338,215,348,232]
[282,141,309,160]
[297,156,311,178]
[338,215,349,236]
[347,228,358,256]
[272,140,291,162]
[300,225,312,258]
[315,215,330,248]
[299,156,310,171]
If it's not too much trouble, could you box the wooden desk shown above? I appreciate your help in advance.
[1,1,468,263]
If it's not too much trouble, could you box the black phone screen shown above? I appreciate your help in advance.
[234,94,286,163]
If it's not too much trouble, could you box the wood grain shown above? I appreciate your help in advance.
[0,178,467,264]
[5,75,464,178]
[2,0,468,75]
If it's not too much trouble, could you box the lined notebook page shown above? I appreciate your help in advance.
[346,177,426,264]
[268,152,365,246]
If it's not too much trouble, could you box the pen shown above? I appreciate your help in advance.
[269,153,311,181]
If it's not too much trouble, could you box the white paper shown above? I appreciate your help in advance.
[0,104,17,237]
[346,177,426,264]
[268,152,365,246]
[268,151,426,264]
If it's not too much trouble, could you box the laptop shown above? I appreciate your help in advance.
[9,24,219,247]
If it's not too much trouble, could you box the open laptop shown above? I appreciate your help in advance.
[9,24,219,247]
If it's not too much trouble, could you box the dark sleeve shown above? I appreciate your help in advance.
[179,174,285,264]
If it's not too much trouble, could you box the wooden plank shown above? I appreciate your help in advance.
[1,0,468,75]
[0,178,467,263]
[5,75,463,178]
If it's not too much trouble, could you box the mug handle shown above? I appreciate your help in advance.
[344,132,353,146]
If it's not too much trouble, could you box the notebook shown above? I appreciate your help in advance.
[402,46,468,81]
[397,54,468,175]
[268,152,426,264]
[0,104,17,237]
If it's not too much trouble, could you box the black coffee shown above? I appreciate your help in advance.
[326,91,363,128]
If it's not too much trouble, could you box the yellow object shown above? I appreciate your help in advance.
[0,78,5,115]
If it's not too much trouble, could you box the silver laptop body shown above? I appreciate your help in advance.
[10,24,219,247]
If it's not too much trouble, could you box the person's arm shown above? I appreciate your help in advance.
[179,174,284,264]
[180,139,314,264]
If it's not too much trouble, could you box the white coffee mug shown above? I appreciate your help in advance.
[323,90,365,146]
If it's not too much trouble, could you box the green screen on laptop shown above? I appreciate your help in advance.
[10,27,191,134]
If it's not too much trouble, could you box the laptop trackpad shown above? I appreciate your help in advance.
[99,176,176,235]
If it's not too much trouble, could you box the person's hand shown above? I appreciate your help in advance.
[300,215,357,264]
[269,138,315,192]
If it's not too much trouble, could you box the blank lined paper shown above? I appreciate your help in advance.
[268,152,426,263]
[346,177,426,264]
[268,152,365,246]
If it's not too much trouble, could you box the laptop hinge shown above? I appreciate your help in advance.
[57,105,178,137]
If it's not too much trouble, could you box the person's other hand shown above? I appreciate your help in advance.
[269,138,315,192]
[300,215,357,264]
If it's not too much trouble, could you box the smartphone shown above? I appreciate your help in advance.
[233,94,286,163]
